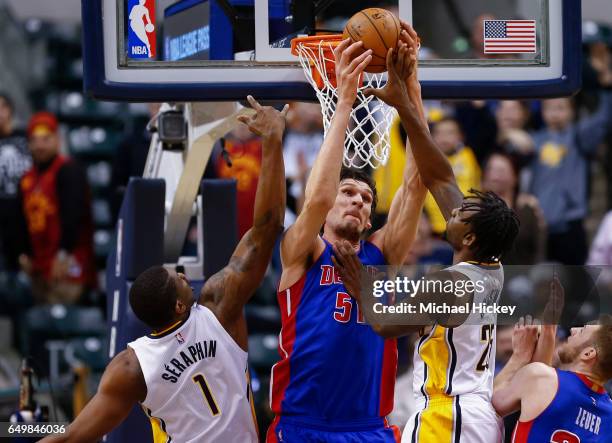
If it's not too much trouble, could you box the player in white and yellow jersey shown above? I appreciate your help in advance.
[332,22,520,443]
[40,96,288,443]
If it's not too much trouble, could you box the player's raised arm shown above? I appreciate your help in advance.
[199,96,287,347]
[365,23,463,220]
[280,40,372,285]
[39,349,146,443]
[367,39,427,264]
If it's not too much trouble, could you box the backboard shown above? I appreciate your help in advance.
[82,0,581,101]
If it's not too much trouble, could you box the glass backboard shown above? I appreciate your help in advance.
[82,0,581,101]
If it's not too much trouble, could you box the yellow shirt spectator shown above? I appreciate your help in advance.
[424,117,481,234]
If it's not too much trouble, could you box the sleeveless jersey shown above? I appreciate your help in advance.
[413,262,504,402]
[271,239,396,426]
[128,304,258,443]
[512,370,612,443]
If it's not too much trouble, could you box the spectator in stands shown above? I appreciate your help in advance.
[404,214,453,266]
[205,122,263,239]
[495,101,534,156]
[482,152,546,265]
[0,92,31,272]
[423,116,481,235]
[16,112,96,304]
[528,89,612,265]
[283,102,324,216]
[454,100,498,165]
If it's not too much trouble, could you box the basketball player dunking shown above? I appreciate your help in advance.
[267,39,428,442]
[493,314,612,442]
[333,24,520,443]
[41,97,288,443]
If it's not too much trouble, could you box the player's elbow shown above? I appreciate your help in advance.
[491,393,509,417]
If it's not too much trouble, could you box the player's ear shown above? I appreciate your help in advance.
[175,298,188,315]
[581,345,598,363]
[463,232,476,247]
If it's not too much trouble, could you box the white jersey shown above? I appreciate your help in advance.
[412,261,504,403]
[128,304,258,443]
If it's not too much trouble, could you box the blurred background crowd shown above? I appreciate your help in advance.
[0,0,611,442]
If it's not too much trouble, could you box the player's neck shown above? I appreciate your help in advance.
[567,363,606,389]
[322,230,360,251]
[453,250,474,265]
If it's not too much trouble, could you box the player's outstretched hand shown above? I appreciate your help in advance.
[238,95,289,138]
[398,20,420,81]
[512,315,540,364]
[332,240,365,303]
[364,41,417,110]
[333,39,373,106]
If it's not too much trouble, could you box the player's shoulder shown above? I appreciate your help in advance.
[109,347,144,377]
[520,362,556,382]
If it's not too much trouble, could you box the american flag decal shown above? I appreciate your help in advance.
[484,20,536,54]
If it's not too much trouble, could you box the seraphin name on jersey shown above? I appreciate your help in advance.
[161,339,217,383]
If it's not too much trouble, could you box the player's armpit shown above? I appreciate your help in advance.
[39,349,145,443]
[492,362,553,418]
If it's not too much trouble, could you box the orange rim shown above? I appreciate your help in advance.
[290,34,344,57]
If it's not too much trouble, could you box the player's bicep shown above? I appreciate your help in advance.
[62,352,144,442]
[200,230,270,322]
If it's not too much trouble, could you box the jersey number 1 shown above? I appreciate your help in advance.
[192,373,220,416]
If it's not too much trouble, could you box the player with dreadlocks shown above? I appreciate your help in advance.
[332,23,520,443]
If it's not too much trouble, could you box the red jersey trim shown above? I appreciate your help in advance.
[511,419,534,443]
[379,338,397,416]
[575,372,606,394]
[269,272,306,414]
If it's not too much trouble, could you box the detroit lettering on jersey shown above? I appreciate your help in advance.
[161,339,216,383]
[319,264,378,285]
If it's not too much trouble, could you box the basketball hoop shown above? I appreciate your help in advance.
[291,35,395,170]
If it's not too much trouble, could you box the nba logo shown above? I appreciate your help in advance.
[175,332,185,344]
[127,0,157,59]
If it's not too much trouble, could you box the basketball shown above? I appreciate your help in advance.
[342,8,400,73]
[145,23,154,33]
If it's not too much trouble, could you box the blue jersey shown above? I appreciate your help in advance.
[270,239,396,427]
[512,369,612,443]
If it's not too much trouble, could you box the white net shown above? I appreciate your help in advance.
[293,38,396,169]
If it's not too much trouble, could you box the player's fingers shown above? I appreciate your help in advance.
[280,104,290,117]
[350,54,372,77]
[237,115,250,125]
[397,43,407,73]
[363,87,376,97]
[342,41,366,66]
[246,95,262,110]
[518,316,525,328]
[347,49,372,74]
[331,255,344,272]
[334,38,352,60]
[385,47,394,72]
